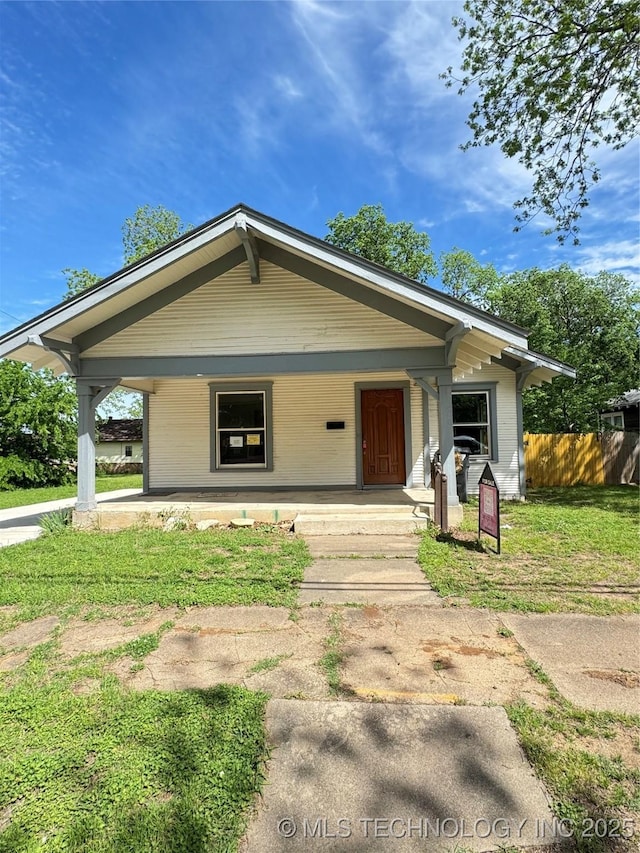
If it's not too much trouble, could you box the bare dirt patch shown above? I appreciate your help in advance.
[584,669,640,689]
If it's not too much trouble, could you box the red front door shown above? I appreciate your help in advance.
[361,388,406,486]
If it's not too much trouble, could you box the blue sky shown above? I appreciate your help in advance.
[1,0,638,336]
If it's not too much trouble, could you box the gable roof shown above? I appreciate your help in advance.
[0,203,574,388]
[97,418,143,443]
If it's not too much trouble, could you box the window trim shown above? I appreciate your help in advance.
[601,412,624,430]
[452,382,498,461]
[124,444,133,458]
[209,382,274,472]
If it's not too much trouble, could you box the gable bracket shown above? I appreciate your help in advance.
[28,334,80,375]
[234,213,260,283]
[445,319,472,367]
[516,364,538,392]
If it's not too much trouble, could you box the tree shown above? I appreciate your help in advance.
[440,247,500,307]
[122,204,191,265]
[61,204,190,417]
[63,204,190,300]
[62,268,101,301]
[0,360,77,488]
[487,266,639,432]
[325,204,437,282]
[443,0,640,242]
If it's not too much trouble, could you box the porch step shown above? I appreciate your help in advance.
[293,512,431,536]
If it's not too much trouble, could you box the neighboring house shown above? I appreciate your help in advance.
[0,204,574,513]
[96,418,143,470]
[600,390,640,433]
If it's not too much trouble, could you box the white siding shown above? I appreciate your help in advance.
[96,441,143,463]
[148,373,426,490]
[426,365,520,498]
[85,261,439,358]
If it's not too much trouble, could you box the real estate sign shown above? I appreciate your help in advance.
[478,462,500,553]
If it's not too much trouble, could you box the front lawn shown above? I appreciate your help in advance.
[507,664,640,853]
[0,653,267,853]
[419,486,639,614]
[0,475,142,510]
[0,528,309,613]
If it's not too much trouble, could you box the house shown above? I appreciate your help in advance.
[96,418,143,472]
[600,390,640,433]
[0,204,574,517]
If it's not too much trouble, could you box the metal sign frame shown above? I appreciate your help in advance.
[478,462,500,553]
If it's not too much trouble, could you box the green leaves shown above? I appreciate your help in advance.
[443,0,640,242]
[487,266,640,432]
[325,204,437,283]
[62,204,191,300]
[122,204,191,266]
[0,361,77,489]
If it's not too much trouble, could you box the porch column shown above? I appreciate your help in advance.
[76,378,121,512]
[516,366,535,499]
[142,392,149,494]
[437,373,459,506]
[76,382,96,511]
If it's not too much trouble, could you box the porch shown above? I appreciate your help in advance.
[72,487,457,534]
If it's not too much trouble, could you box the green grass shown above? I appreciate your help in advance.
[0,528,310,612]
[0,475,142,510]
[247,653,292,675]
[419,486,639,614]
[318,611,345,695]
[0,649,267,853]
[507,698,640,852]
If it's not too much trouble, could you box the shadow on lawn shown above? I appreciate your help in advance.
[0,684,267,853]
[435,531,486,553]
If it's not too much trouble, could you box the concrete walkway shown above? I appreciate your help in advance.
[299,535,440,605]
[241,701,557,852]
[0,489,141,547]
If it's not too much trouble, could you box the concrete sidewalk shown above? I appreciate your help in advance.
[299,534,440,605]
[241,701,558,852]
[502,612,640,714]
[0,489,141,547]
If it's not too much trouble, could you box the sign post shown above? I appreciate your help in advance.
[478,463,500,553]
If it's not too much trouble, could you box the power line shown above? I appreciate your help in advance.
[0,307,20,322]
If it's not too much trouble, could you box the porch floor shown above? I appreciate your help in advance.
[75,488,440,532]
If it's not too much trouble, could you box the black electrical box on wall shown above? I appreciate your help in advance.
[326,421,345,430]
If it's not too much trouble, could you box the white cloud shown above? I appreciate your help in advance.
[274,74,303,100]
[575,239,640,281]
[383,0,463,108]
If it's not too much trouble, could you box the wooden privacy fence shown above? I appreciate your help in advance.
[524,432,639,487]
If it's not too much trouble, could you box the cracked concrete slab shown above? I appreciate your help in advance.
[0,615,60,652]
[339,608,548,707]
[115,606,330,697]
[59,609,179,656]
[241,700,558,852]
[502,612,640,713]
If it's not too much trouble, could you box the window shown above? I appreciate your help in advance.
[452,389,494,457]
[601,412,624,430]
[124,444,133,458]
[209,382,273,471]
